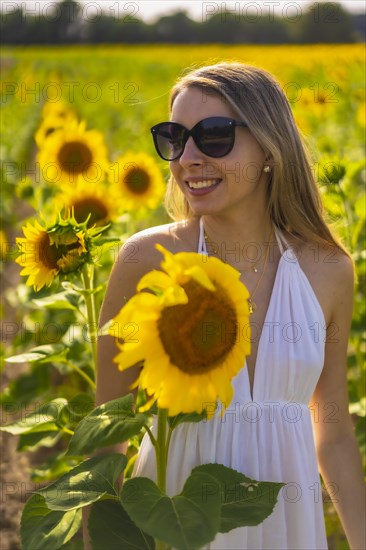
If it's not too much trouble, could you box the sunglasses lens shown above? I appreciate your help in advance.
[198,118,234,157]
[153,123,185,161]
[151,117,239,160]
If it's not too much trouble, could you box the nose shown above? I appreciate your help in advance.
[178,136,204,166]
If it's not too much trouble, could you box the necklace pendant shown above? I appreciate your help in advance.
[248,299,256,314]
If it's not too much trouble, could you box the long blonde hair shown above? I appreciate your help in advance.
[165,62,348,253]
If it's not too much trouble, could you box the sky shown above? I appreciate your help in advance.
[13,1,366,22]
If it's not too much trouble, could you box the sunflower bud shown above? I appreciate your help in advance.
[16,212,109,291]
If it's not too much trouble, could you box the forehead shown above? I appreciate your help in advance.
[171,86,239,126]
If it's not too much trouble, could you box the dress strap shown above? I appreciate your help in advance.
[199,218,293,261]
[198,218,208,255]
[273,226,286,255]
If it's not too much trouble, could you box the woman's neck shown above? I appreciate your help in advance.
[201,212,273,247]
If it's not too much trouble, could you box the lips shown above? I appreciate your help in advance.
[185,177,222,192]
[186,178,221,189]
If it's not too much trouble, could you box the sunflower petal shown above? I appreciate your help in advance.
[137,270,174,293]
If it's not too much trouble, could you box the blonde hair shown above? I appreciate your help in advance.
[164,62,348,253]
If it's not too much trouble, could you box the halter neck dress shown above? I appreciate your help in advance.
[133,220,328,549]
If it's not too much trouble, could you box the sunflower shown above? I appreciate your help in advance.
[55,176,118,227]
[16,217,88,291]
[111,245,250,417]
[110,152,165,211]
[37,121,109,186]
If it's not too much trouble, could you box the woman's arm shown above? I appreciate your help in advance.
[83,232,164,548]
[310,254,365,550]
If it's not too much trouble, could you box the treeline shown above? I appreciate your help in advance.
[1,0,365,45]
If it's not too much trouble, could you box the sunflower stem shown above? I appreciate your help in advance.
[81,263,98,377]
[156,407,168,492]
[143,424,157,447]
[60,426,74,436]
[155,407,169,550]
[65,360,96,390]
[165,426,174,465]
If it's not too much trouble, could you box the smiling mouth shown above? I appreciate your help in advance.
[186,178,222,189]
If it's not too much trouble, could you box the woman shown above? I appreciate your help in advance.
[94,63,365,549]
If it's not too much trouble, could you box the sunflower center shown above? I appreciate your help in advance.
[38,232,84,272]
[58,141,93,175]
[39,232,64,270]
[124,167,150,194]
[158,280,238,374]
[73,197,109,226]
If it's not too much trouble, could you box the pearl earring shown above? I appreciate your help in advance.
[264,166,271,173]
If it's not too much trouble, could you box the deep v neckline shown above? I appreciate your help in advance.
[198,218,289,401]
[244,250,284,401]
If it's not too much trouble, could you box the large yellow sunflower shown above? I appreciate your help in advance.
[110,152,165,211]
[37,121,109,186]
[16,219,87,291]
[55,176,118,227]
[110,245,250,417]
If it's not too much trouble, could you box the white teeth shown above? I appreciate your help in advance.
[187,179,220,189]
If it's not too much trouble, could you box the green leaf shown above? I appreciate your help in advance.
[32,290,81,311]
[0,398,67,435]
[67,394,148,456]
[37,454,127,511]
[31,454,82,483]
[89,500,155,550]
[120,472,222,550]
[168,410,207,429]
[6,344,69,364]
[17,427,62,452]
[58,393,95,426]
[193,463,285,532]
[21,493,81,550]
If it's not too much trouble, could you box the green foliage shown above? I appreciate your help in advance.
[192,464,284,532]
[121,473,222,550]
[6,344,69,364]
[120,464,284,549]
[89,501,155,550]
[20,494,81,550]
[66,394,150,455]
[37,454,127,510]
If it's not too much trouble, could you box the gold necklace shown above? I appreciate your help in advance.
[247,228,272,314]
[203,231,260,273]
[203,227,273,314]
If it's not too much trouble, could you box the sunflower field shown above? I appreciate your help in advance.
[1,44,365,549]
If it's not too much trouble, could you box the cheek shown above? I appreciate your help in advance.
[169,161,179,181]
[222,156,264,187]
[169,162,185,190]
[240,161,264,184]
[226,141,265,183]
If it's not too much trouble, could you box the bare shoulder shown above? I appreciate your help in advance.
[292,237,354,324]
[118,217,200,269]
[100,218,200,321]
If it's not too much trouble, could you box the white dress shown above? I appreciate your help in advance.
[133,221,328,549]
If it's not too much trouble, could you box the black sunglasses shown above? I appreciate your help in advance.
[150,116,248,161]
